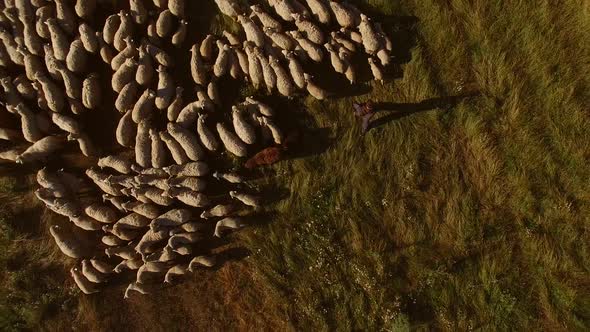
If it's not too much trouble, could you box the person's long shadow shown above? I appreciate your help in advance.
[368,92,480,131]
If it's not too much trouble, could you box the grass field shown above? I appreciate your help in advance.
[1,0,589,330]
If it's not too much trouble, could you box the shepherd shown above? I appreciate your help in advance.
[353,101,375,134]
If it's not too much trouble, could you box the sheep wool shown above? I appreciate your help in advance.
[188,255,216,270]
[216,122,248,157]
[130,0,148,24]
[135,121,152,168]
[155,65,174,110]
[214,217,244,237]
[189,43,208,86]
[167,87,184,121]
[112,58,138,93]
[98,155,134,174]
[229,190,261,207]
[114,11,133,52]
[250,5,282,30]
[197,113,220,152]
[160,131,190,165]
[237,15,265,48]
[103,13,121,45]
[305,0,331,24]
[71,267,99,294]
[85,203,118,224]
[164,161,209,177]
[150,209,192,230]
[122,201,160,219]
[167,122,205,161]
[50,225,85,259]
[116,109,136,148]
[115,81,139,113]
[15,104,43,142]
[35,73,65,113]
[293,13,325,44]
[168,188,210,208]
[213,41,231,78]
[78,23,99,54]
[232,106,256,145]
[156,9,174,38]
[132,89,156,123]
[17,135,65,164]
[70,214,102,231]
[201,203,239,219]
[270,56,297,97]
[82,74,101,109]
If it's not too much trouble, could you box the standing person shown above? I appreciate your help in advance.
[352,100,375,134]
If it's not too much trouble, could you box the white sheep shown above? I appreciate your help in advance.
[145,42,174,67]
[208,80,222,106]
[82,73,101,110]
[37,168,69,197]
[172,20,188,46]
[130,0,148,24]
[176,101,202,128]
[325,42,346,74]
[250,5,282,30]
[115,212,151,229]
[103,13,121,45]
[0,149,22,162]
[196,113,220,152]
[17,135,65,164]
[0,28,23,65]
[90,259,114,275]
[216,122,248,157]
[283,51,306,89]
[96,200,125,219]
[35,5,52,40]
[85,203,118,224]
[164,264,188,283]
[244,96,275,117]
[132,89,156,123]
[229,190,261,207]
[257,51,277,93]
[368,57,384,83]
[135,228,169,255]
[17,47,44,82]
[201,203,239,219]
[342,52,356,84]
[293,13,325,44]
[77,24,99,55]
[35,73,65,113]
[112,58,138,93]
[136,45,155,86]
[375,22,393,52]
[122,201,160,219]
[71,267,99,294]
[213,41,231,78]
[328,1,359,28]
[260,116,284,144]
[116,110,136,148]
[234,47,250,77]
[264,27,297,51]
[188,255,216,270]
[68,132,98,157]
[272,0,298,21]
[70,215,102,231]
[159,131,190,165]
[305,0,331,24]
[114,10,133,52]
[49,225,85,258]
[149,129,167,168]
[98,154,134,174]
[144,187,175,207]
[111,38,138,71]
[238,15,266,48]
[244,42,263,90]
[51,113,82,134]
[15,104,42,142]
[214,0,241,18]
[166,87,184,122]
[124,282,149,298]
[290,31,324,62]
[99,41,115,65]
[213,171,245,184]
[168,188,210,208]
[55,65,83,100]
[115,82,139,114]
[54,0,76,34]
[167,122,205,161]
[21,19,43,57]
[331,31,357,52]
[136,261,170,284]
[214,217,244,237]
[44,18,69,62]
[376,49,391,67]
[175,222,205,234]
[163,161,209,177]
[105,243,141,260]
[115,259,143,274]
[150,208,192,230]
[232,106,257,145]
[340,27,363,44]
[303,73,328,100]
[155,65,174,110]
[145,246,178,263]
[270,55,297,97]
[200,34,216,60]
[81,259,107,284]
[74,0,95,18]
[169,0,185,17]
[167,232,200,249]
[103,233,124,247]
[168,176,207,192]
[358,14,382,54]
[156,9,174,38]
[135,121,152,168]
[189,43,208,86]
[86,169,123,196]
[222,31,241,46]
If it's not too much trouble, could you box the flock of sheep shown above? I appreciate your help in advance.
[0,0,391,298]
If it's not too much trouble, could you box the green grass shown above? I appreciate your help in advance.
[1,0,589,330]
